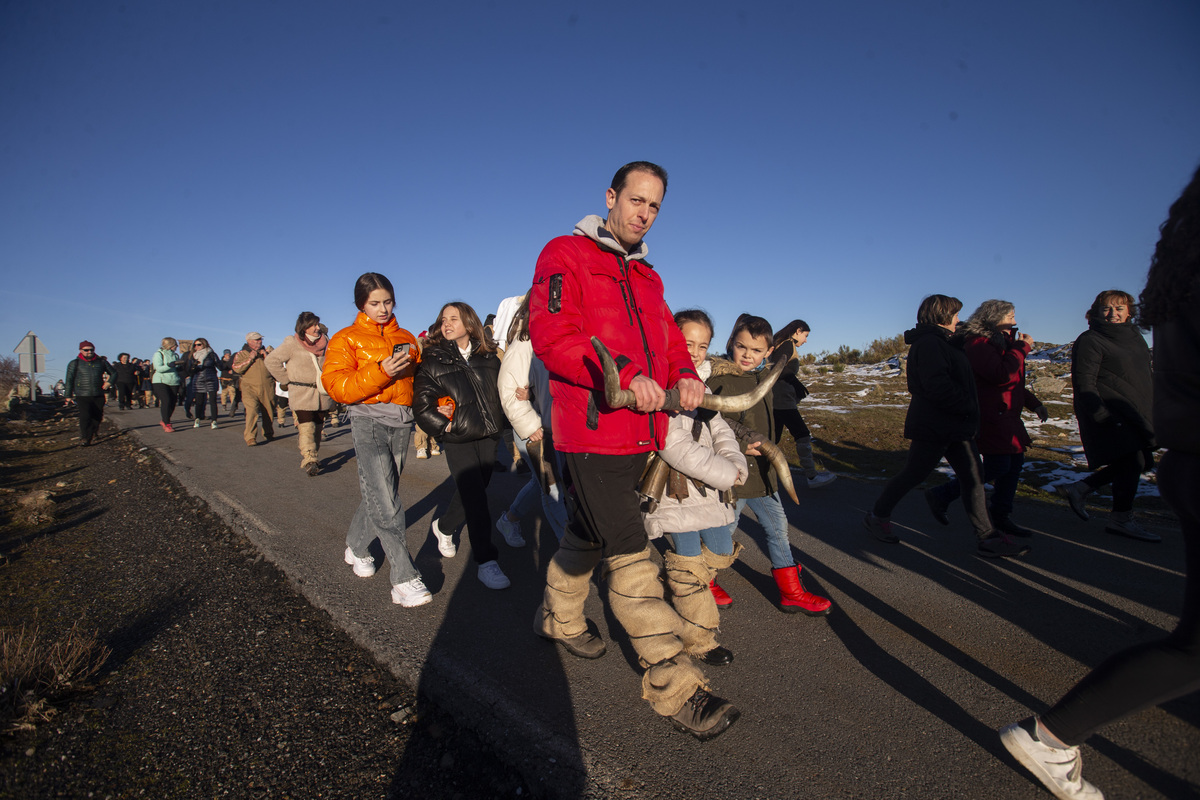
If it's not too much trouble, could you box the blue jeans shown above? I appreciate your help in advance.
[347,417,420,586]
[670,526,734,558]
[511,435,569,540]
[730,494,793,569]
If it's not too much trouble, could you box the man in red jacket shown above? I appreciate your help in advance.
[529,161,739,741]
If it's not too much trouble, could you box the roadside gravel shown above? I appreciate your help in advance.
[0,408,530,799]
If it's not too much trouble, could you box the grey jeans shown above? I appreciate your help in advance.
[346,417,420,587]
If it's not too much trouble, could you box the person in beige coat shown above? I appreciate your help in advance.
[267,313,335,475]
[232,332,275,446]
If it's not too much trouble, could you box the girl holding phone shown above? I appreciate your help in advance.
[322,273,429,608]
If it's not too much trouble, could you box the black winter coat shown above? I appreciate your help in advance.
[902,324,979,443]
[1071,319,1154,468]
[1152,306,1200,455]
[111,362,139,386]
[414,341,505,444]
[190,350,220,394]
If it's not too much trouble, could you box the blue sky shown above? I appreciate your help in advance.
[2,1,1198,386]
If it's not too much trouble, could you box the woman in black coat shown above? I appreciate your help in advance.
[189,337,222,429]
[414,301,511,590]
[1057,289,1157,541]
[863,295,1028,558]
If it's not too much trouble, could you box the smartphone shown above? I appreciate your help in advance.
[392,343,411,358]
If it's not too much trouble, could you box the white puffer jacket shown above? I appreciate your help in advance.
[498,338,552,440]
[643,405,747,539]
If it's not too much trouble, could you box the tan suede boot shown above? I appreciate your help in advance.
[297,421,319,476]
[663,551,723,659]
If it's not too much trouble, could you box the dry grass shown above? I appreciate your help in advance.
[1,620,111,731]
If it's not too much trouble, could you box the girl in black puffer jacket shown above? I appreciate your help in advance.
[414,302,511,590]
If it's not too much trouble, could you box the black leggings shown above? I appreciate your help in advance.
[1042,450,1200,744]
[152,384,177,424]
[1083,450,1151,513]
[874,438,992,537]
[773,407,811,443]
[439,437,500,564]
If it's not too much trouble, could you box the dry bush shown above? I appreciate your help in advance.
[0,356,22,400]
[863,334,907,364]
[1,621,111,731]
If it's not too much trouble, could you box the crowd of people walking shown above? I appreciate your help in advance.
[56,160,1195,789]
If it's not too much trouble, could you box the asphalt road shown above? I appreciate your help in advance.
[109,406,1198,800]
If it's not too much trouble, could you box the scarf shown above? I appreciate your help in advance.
[298,332,327,356]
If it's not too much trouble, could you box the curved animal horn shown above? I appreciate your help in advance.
[591,337,798,414]
[723,418,800,504]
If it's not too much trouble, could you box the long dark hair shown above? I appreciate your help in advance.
[772,319,810,349]
[1140,165,1200,328]
[428,302,496,354]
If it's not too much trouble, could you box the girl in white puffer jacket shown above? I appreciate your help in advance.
[642,309,748,666]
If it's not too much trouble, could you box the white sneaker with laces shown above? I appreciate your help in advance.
[193,420,201,428]
[806,472,837,489]
[391,577,432,607]
[210,420,218,429]
[496,514,526,547]
[431,519,456,557]
[477,560,511,590]
[416,448,428,459]
[999,720,1103,800]
[344,546,376,578]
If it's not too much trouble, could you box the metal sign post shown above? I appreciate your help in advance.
[13,332,48,398]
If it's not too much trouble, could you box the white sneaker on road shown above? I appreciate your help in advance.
[477,560,510,590]
[344,546,376,578]
[496,514,526,547]
[431,518,456,557]
[805,472,837,489]
[391,577,432,607]
[999,719,1103,800]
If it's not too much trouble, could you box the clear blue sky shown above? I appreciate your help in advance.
[3,1,1198,386]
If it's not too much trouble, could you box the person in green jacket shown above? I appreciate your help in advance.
[151,337,182,432]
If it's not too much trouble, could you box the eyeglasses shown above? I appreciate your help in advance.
[81,349,94,353]
[194,344,204,348]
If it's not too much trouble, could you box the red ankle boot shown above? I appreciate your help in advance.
[772,565,831,616]
[709,579,732,608]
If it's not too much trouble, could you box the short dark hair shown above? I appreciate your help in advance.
[772,319,810,348]
[673,308,714,339]
[917,295,963,326]
[725,313,773,357]
[354,273,395,311]
[611,161,668,197]
[295,311,321,337]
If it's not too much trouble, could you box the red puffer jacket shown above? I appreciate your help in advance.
[530,233,697,455]
[963,333,1042,454]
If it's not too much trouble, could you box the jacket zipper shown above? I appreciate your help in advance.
[620,256,656,441]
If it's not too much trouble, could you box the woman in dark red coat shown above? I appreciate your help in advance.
[925,300,1049,537]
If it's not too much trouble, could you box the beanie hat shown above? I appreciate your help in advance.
[79,340,94,350]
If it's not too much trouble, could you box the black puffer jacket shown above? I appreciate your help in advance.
[902,323,979,443]
[1071,318,1154,468]
[414,340,505,444]
[64,357,115,398]
[1152,306,1200,455]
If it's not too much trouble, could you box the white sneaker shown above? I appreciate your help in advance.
[431,519,456,557]
[1105,517,1162,543]
[805,472,838,489]
[496,514,526,547]
[391,577,432,607]
[344,546,376,578]
[999,720,1103,800]
[430,446,441,456]
[477,560,510,590]
[193,420,201,428]
[210,420,218,429]
[416,448,428,459]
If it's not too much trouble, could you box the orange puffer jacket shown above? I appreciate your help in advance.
[321,312,421,406]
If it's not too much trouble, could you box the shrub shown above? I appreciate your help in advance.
[863,334,907,364]
[1,621,111,731]
[832,362,846,373]
[0,356,22,400]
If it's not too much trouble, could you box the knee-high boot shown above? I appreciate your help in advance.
[663,551,720,656]
[297,421,319,475]
[604,547,706,716]
[534,532,604,651]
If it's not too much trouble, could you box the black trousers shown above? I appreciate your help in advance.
[440,436,500,565]
[1042,450,1200,744]
[75,395,104,443]
[116,382,135,409]
[561,450,651,558]
[152,384,177,424]
[874,438,992,537]
[1084,450,1152,513]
